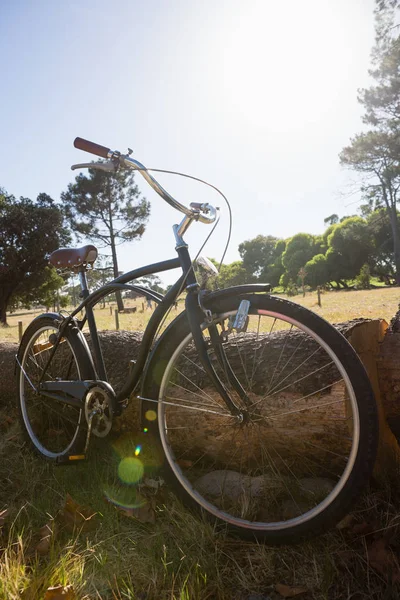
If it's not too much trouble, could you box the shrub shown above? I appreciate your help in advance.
[355,263,371,289]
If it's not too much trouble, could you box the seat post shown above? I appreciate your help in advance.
[76,266,107,382]
[78,267,89,298]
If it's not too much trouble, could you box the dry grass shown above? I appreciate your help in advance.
[1,298,184,343]
[1,407,400,600]
[1,409,399,599]
[2,287,400,343]
[2,286,400,598]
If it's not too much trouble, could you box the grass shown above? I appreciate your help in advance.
[2,287,400,343]
[2,415,400,599]
[1,417,400,599]
[1,298,184,343]
[2,287,400,597]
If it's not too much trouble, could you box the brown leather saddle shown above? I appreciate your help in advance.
[49,245,98,270]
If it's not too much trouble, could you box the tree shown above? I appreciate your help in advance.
[0,190,69,325]
[62,165,150,311]
[304,254,330,288]
[208,260,248,289]
[18,266,67,311]
[324,214,339,226]
[218,261,247,288]
[238,235,280,281]
[135,274,165,295]
[340,132,400,282]
[258,239,286,287]
[280,233,323,288]
[326,217,375,285]
[367,208,397,281]
[340,8,400,282]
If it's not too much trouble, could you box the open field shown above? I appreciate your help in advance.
[2,286,400,343]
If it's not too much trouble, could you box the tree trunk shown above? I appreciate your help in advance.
[110,236,124,312]
[387,204,400,285]
[0,286,13,327]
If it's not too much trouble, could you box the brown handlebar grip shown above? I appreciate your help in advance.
[74,137,111,159]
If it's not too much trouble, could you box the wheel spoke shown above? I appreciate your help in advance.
[148,300,374,541]
[19,323,83,457]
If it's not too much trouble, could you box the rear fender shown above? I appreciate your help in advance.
[17,312,96,381]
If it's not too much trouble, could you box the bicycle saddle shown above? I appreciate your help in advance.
[49,245,98,269]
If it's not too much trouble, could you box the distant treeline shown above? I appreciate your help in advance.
[213,209,395,291]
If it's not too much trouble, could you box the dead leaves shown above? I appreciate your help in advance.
[0,507,10,528]
[36,520,58,556]
[336,514,400,583]
[117,494,156,524]
[275,583,308,597]
[60,494,98,533]
[43,584,75,599]
[367,537,400,583]
[34,494,98,556]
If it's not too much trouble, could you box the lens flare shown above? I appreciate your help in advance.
[145,409,157,422]
[103,483,146,510]
[103,431,163,511]
[118,457,144,484]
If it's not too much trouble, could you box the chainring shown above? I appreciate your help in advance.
[84,385,113,437]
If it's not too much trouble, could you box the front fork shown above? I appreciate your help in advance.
[184,288,250,418]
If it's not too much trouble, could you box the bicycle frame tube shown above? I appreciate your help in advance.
[114,275,186,406]
[38,258,181,388]
[69,258,181,318]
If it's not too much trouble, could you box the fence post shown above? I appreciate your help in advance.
[114,309,119,331]
[18,321,23,342]
[109,306,112,316]
[317,286,322,307]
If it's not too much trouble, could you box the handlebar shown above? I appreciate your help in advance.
[73,137,217,225]
[74,137,111,159]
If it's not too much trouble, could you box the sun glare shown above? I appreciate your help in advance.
[212,1,352,131]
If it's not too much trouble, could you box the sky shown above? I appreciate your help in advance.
[0,0,376,285]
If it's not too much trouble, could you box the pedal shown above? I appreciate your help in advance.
[55,454,86,465]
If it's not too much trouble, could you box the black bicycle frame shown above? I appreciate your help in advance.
[38,247,198,413]
[37,237,271,419]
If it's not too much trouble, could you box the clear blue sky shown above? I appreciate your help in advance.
[0,0,375,284]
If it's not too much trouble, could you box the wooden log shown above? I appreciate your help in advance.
[347,319,400,478]
[2,318,400,478]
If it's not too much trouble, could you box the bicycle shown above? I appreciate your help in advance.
[16,137,378,544]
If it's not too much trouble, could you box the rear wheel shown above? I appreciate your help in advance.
[142,294,378,543]
[17,316,94,461]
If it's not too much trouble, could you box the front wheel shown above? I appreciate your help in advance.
[141,294,378,543]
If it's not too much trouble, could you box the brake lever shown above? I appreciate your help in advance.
[71,160,118,173]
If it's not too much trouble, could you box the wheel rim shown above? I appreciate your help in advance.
[155,309,361,531]
[19,325,83,458]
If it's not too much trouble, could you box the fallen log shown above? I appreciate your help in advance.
[2,319,400,476]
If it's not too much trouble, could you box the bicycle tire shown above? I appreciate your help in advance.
[16,314,96,462]
[141,293,378,543]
